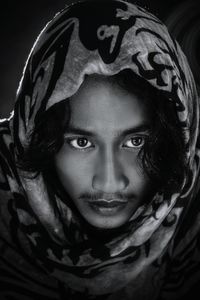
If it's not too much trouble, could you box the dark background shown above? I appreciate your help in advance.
[0,0,199,118]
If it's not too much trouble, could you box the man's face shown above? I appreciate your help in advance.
[54,75,153,229]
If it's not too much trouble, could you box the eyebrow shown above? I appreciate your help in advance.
[65,123,150,137]
[120,124,150,136]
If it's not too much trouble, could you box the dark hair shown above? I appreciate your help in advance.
[17,70,187,193]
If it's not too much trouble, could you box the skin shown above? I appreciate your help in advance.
[54,75,154,230]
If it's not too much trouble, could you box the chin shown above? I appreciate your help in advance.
[85,215,129,230]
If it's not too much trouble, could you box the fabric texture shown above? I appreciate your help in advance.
[0,1,200,299]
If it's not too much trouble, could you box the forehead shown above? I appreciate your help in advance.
[69,75,152,133]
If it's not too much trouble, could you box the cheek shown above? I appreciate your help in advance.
[54,149,94,196]
[123,151,149,193]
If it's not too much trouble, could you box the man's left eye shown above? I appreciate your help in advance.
[69,137,93,149]
[123,136,145,148]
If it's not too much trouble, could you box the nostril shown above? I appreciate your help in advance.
[92,173,129,193]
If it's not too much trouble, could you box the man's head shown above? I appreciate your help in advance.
[18,70,186,230]
[54,74,153,229]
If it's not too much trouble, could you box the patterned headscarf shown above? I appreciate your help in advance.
[1,0,199,299]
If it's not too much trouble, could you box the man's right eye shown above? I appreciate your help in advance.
[67,137,93,150]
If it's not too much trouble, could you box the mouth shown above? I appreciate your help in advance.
[88,199,128,216]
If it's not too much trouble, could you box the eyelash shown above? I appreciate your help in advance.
[65,136,146,151]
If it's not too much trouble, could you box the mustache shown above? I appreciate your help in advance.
[78,192,135,202]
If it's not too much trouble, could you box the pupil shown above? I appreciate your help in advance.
[78,138,88,147]
[132,137,141,146]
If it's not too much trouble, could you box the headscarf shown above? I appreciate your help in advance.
[0,0,200,299]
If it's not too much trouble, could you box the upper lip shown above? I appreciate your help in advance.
[88,199,128,207]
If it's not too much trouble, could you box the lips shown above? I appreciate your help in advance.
[88,199,128,216]
[89,199,127,208]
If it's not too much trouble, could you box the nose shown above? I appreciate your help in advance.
[92,146,129,193]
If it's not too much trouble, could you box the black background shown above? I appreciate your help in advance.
[0,0,199,118]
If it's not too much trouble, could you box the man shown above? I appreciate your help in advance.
[0,0,200,299]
